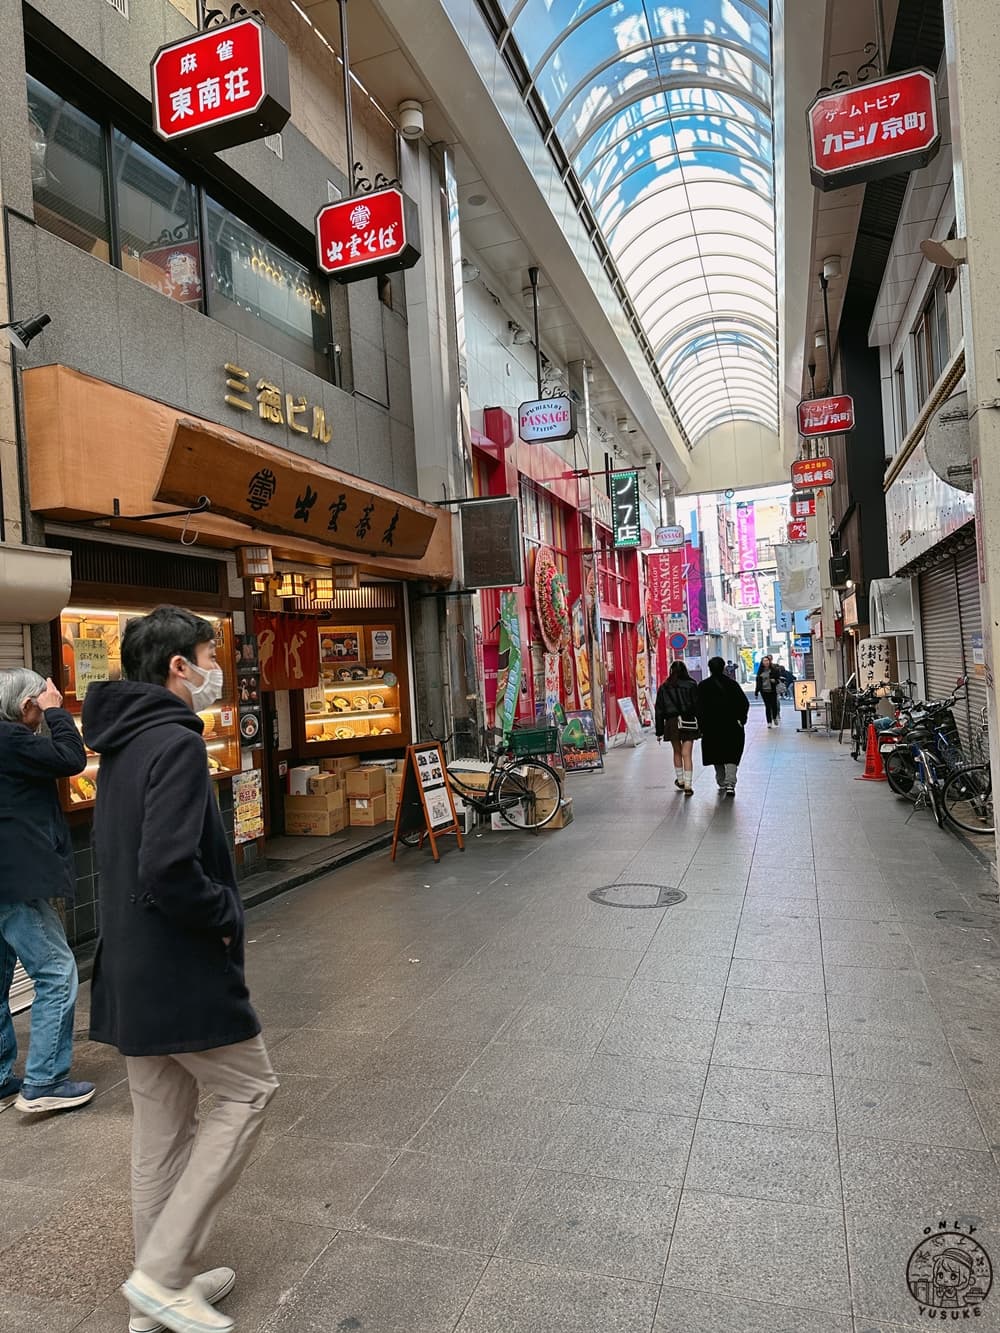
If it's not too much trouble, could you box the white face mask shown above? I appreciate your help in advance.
[184,659,224,711]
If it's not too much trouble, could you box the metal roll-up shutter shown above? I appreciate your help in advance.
[920,559,964,707]
[0,623,26,669]
[956,546,987,748]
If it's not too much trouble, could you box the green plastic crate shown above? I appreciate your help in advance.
[508,726,560,758]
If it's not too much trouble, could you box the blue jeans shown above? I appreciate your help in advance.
[0,900,79,1092]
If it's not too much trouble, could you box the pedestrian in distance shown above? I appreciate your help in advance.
[755,654,782,727]
[0,669,96,1115]
[697,656,750,796]
[83,606,278,1333]
[655,659,701,796]
[724,660,738,680]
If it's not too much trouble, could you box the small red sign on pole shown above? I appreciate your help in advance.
[807,68,940,191]
[151,18,290,152]
[797,394,855,438]
[791,458,835,489]
[788,519,809,542]
[315,187,421,285]
[791,495,816,518]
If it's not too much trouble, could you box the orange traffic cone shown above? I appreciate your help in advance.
[856,722,887,781]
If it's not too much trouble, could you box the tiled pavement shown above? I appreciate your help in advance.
[4,705,1000,1332]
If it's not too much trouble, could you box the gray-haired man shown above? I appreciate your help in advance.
[0,669,95,1113]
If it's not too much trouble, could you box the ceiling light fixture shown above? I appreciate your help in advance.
[822,255,842,280]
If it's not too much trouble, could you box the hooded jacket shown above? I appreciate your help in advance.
[0,707,85,904]
[82,680,260,1056]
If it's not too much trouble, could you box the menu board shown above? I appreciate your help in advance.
[233,770,264,844]
[617,697,645,746]
[391,742,464,862]
[461,498,524,590]
[73,639,109,700]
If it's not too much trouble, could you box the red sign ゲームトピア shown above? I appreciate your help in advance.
[808,68,939,190]
[791,458,835,490]
[315,188,421,285]
[797,394,856,438]
[151,19,290,152]
[788,520,809,542]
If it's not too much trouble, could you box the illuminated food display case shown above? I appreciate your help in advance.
[54,607,241,812]
[294,619,411,755]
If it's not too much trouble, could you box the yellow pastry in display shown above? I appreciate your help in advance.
[332,696,352,712]
[334,725,355,739]
[368,694,384,709]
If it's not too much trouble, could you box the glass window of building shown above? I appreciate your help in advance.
[27,75,110,261]
[205,197,330,377]
[113,132,203,309]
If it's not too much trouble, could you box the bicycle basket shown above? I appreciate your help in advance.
[508,726,560,758]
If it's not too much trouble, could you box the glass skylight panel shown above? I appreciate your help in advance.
[499,0,778,441]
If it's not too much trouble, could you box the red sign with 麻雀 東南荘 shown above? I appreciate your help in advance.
[151,18,290,153]
[791,458,835,490]
[808,68,940,190]
[797,394,855,438]
[316,188,421,285]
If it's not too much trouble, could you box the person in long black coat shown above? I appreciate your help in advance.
[697,656,750,796]
[83,606,277,1333]
[0,669,95,1114]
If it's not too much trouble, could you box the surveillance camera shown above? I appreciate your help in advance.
[397,100,424,140]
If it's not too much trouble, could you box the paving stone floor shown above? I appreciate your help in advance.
[4,705,1000,1332]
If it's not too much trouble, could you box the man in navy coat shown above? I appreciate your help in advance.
[84,607,277,1333]
[0,669,95,1114]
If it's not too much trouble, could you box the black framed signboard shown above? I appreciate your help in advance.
[460,498,524,589]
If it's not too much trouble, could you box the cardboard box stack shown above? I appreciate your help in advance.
[385,759,405,819]
[285,766,348,836]
[347,764,387,827]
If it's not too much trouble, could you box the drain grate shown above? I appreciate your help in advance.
[934,909,999,929]
[588,883,687,910]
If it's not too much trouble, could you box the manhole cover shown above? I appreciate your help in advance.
[588,883,687,909]
[935,909,999,929]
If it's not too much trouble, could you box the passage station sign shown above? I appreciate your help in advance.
[654,524,685,549]
[808,68,940,190]
[517,395,575,444]
[797,394,855,438]
[791,457,835,489]
[316,187,421,285]
[151,18,290,152]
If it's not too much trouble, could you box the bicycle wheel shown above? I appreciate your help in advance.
[851,716,867,761]
[496,759,562,830]
[942,764,994,835]
[885,748,918,800]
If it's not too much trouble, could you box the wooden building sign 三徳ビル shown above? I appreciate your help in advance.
[223,364,331,443]
[156,418,438,560]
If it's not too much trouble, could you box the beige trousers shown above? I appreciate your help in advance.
[126,1035,278,1289]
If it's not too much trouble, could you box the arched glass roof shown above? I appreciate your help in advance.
[501,0,777,445]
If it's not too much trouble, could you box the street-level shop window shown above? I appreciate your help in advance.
[206,197,330,379]
[113,131,203,310]
[27,76,110,262]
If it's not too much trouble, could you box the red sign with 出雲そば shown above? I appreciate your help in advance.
[791,458,835,490]
[315,187,421,285]
[808,68,940,190]
[151,18,290,153]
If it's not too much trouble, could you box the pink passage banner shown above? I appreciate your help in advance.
[737,502,758,607]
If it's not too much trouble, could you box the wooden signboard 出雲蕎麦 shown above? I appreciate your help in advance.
[390,743,465,863]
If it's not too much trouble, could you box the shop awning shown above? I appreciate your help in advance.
[0,544,72,623]
[22,365,454,583]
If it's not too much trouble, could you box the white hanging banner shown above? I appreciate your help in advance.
[774,542,821,613]
[857,636,891,689]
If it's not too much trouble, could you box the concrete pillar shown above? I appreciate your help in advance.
[943,0,1000,857]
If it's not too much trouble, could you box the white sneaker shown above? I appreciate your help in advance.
[123,1270,235,1333]
[129,1270,236,1333]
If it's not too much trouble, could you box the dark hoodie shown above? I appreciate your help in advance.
[83,681,259,1056]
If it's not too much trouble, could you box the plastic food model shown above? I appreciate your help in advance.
[69,774,97,803]
[368,693,385,709]
[332,695,352,712]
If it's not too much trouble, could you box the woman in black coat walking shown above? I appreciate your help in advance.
[755,655,782,727]
[697,656,750,796]
[655,660,701,795]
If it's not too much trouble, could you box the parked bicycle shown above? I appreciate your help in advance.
[399,725,563,845]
